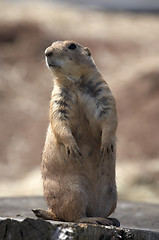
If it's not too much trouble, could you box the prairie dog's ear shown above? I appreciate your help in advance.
[84,47,91,56]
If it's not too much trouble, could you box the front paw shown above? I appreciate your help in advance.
[66,143,83,164]
[100,143,114,161]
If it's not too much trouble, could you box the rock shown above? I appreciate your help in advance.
[0,217,159,240]
[0,197,159,239]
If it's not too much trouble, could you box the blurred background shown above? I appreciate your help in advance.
[0,0,159,203]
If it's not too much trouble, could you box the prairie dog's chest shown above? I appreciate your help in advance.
[69,92,101,142]
[76,79,109,123]
[52,78,109,127]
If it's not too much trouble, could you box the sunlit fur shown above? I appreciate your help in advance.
[34,40,118,226]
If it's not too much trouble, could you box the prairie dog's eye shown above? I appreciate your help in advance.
[68,43,77,50]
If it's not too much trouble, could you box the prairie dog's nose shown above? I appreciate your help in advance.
[45,47,53,57]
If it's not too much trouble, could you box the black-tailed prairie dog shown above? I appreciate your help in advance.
[33,40,119,226]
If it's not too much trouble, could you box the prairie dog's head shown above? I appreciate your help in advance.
[45,40,95,81]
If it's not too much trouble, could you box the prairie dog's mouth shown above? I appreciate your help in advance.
[46,58,59,69]
[46,57,63,69]
[48,63,58,68]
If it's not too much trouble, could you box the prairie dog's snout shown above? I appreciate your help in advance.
[45,47,54,68]
[45,47,53,57]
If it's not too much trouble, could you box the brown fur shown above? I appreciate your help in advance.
[33,40,119,226]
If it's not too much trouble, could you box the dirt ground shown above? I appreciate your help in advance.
[0,1,159,203]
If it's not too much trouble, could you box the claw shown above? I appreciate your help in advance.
[32,209,43,218]
[100,146,106,162]
[75,146,83,164]
[107,147,109,153]
[108,217,120,227]
[65,144,83,164]
[67,147,70,157]
[100,147,104,158]
[72,149,76,163]
[100,143,114,162]
[111,144,114,153]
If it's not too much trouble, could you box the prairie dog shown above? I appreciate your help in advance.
[33,40,119,226]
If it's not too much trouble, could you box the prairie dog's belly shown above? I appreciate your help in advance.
[69,95,102,147]
[43,122,102,181]
[43,122,110,185]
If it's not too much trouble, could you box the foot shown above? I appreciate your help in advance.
[78,217,120,227]
[32,208,57,220]
[108,217,120,227]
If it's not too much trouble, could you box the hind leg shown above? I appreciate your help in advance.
[32,208,59,220]
[32,194,86,222]
[32,210,120,227]
[34,177,88,222]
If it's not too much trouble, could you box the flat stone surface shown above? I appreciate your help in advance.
[112,200,159,232]
[1,217,159,240]
[0,196,159,232]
